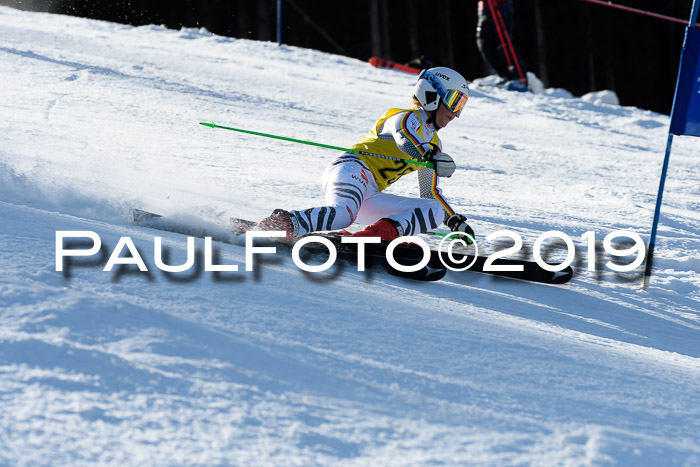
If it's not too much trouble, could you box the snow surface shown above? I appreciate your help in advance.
[1,6,699,466]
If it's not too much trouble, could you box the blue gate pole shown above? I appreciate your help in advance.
[277,0,282,45]
[643,134,673,287]
[643,0,700,287]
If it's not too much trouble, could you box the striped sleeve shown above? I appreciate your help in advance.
[418,167,456,221]
[391,111,434,161]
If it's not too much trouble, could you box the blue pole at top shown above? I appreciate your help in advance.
[692,0,700,26]
[643,0,700,286]
[277,0,282,45]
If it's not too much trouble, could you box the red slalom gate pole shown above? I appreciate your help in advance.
[581,0,700,28]
[485,0,516,74]
[494,7,526,83]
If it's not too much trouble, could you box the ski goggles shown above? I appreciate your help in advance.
[443,89,469,116]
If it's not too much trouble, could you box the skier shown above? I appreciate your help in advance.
[257,67,475,243]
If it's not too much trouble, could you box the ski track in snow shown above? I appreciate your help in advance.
[1,6,699,466]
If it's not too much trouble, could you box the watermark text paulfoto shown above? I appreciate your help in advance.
[55,229,646,278]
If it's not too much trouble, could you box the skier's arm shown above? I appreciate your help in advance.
[417,161,475,242]
[391,111,435,161]
[389,111,467,228]
[417,166,455,220]
[391,112,456,176]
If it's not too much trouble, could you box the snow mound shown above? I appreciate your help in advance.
[582,90,621,106]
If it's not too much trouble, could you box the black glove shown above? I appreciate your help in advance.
[446,214,475,243]
[427,152,456,177]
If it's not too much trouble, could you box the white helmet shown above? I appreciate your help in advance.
[413,67,470,116]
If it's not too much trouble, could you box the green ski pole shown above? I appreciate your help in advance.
[200,121,435,169]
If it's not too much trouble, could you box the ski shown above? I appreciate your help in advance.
[132,210,574,284]
[228,217,573,285]
[368,57,421,74]
[396,243,572,285]
[229,216,447,281]
[132,210,446,282]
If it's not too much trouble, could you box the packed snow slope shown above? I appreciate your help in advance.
[1,6,699,466]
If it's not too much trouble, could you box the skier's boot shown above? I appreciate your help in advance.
[351,218,400,242]
[257,209,299,240]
